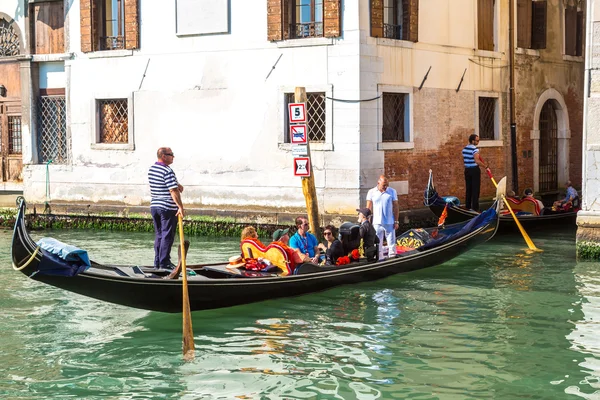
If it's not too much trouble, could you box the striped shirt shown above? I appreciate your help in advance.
[148,162,179,210]
[462,144,479,168]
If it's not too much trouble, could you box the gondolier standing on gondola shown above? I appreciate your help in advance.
[148,147,184,269]
[462,134,490,211]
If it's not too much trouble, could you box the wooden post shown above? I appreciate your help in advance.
[295,87,320,237]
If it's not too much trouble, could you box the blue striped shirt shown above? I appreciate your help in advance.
[148,163,179,210]
[462,144,479,168]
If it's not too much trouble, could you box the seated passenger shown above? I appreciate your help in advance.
[357,208,379,262]
[272,228,310,268]
[289,216,321,264]
[523,188,544,215]
[317,225,345,265]
[241,226,264,247]
[552,180,578,211]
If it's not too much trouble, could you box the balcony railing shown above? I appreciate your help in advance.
[100,36,125,51]
[383,23,402,40]
[290,22,324,39]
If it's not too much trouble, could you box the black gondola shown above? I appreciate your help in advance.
[11,194,501,313]
[424,170,578,233]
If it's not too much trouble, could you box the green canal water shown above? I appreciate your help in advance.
[1,227,599,399]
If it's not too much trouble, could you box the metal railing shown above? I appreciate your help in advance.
[383,23,403,40]
[290,22,324,39]
[100,36,125,51]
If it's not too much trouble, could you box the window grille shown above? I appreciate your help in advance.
[98,99,128,143]
[8,116,21,154]
[38,96,68,164]
[0,18,20,56]
[382,92,406,142]
[478,97,496,140]
[285,92,326,142]
[539,100,558,192]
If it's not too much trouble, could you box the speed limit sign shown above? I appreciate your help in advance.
[288,103,306,123]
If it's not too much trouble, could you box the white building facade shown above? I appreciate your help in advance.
[0,0,584,217]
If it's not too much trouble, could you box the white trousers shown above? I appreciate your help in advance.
[374,223,396,259]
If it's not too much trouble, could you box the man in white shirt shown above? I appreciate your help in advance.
[366,175,399,260]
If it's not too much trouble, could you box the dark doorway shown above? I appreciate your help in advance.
[538,100,558,193]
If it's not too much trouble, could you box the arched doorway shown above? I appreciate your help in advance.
[539,100,558,192]
[531,88,570,194]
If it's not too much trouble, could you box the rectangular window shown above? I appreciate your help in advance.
[477,0,494,51]
[383,0,403,40]
[382,92,408,142]
[478,97,496,140]
[284,92,326,142]
[531,1,547,49]
[565,5,584,56]
[99,0,125,50]
[38,95,68,164]
[8,116,22,154]
[97,99,128,143]
[291,0,324,39]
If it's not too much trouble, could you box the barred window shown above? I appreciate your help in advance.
[285,92,326,142]
[382,92,408,142]
[98,99,128,143]
[8,116,21,154]
[478,97,496,140]
[38,96,68,164]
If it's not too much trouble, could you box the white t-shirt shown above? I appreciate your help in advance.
[367,186,398,225]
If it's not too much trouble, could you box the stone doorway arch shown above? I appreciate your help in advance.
[530,88,570,194]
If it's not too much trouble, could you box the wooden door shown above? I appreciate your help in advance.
[0,102,23,183]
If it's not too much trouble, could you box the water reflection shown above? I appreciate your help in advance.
[566,262,600,399]
[2,228,600,398]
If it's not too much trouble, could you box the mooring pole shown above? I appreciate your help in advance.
[294,87,320,237]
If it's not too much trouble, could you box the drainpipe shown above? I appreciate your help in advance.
[581,0,593,210]
[509,0,519,194]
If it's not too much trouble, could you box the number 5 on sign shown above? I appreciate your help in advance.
[288,103,306,123]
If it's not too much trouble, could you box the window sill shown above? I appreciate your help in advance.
[375,38,415,48]
[478,140,503,148]
[276,37,334,48]
[473,49,503,59]
[377,142,414,150]
[563,54,584,62]
[278,142,333,151]
[515,48,540,57]
[87,49,134,59]
[32,53,74,62]
[91,143,135,151]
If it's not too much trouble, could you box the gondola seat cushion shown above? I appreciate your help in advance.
[504,197,542,215]
[241,239,293,276]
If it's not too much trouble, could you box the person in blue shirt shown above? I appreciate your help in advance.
[289,216,320,264]
[462,134,491,211]
[553,180,579,210]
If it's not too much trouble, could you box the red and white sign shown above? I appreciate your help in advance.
[294,157,310,177]
[288,103,306,123]
[290,124,308,144]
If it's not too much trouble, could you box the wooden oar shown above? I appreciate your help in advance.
[178,215,195,360]
[485,169,541,252]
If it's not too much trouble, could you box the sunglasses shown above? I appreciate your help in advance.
[164,153,174,157]
[324,231,332,235]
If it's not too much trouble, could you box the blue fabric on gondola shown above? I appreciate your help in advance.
[36,248,90,276]
[37,237,91,270]
[417,208,497,251]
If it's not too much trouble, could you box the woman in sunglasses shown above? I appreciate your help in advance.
[318,225,344,265]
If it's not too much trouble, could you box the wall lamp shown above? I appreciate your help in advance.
[0,85,6,97]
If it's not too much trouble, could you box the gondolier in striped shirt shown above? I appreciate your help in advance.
[148,147,184,269]
[462,134,490,211]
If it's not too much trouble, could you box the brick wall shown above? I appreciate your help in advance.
[383,87,508,211]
